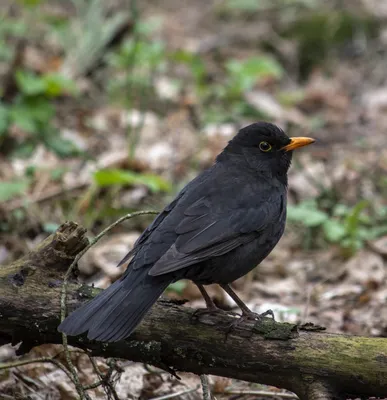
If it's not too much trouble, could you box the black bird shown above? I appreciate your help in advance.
[58,122,314,342]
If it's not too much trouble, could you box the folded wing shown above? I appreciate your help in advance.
[148,193,283,276]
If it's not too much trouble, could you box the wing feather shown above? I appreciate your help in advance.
[149,195,283,276]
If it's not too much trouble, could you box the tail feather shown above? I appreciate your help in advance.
[58,269,171,342]
[90,284,165,341]
[58,278,123,337]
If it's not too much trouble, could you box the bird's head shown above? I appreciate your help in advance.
[218,122,315,181]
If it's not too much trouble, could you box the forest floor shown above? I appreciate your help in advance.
[1,1,387,399]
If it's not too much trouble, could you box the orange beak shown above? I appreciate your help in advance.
[281,137,315,152]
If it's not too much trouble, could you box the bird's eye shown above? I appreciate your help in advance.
[259,141,272,152]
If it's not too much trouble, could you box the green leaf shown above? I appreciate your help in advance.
[323,220,346,242]
[0,20,27,37]
[243,56,284,79]
[287,204,328,227]
[9,105,38,133]
[340,237,363,253]
[172,50,207,84]
[110,39,165,71]
[9,97,55,133]
[344,200,369,237]
[15,70,77,97]
[226,56,283,88]
[43,133,82,158]
[94,169,172,193]
[0,180,30,202]
[15,70,46,96]
[42,73,78,97]
[17,0,44,6]
[166,280,187,294]
[11,142,36,158]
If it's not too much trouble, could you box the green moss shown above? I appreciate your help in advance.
[77,284,101,300]
[253,319,298,339]
[292,334,387,381]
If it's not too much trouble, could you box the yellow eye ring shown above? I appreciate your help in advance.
[259,141,272,152]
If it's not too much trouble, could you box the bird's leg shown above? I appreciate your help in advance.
[197,283,218,311]
[220,283,275,321]
[192,284,238,319]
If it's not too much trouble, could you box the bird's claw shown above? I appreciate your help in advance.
[258,309,275,320]
[191,307,240,322]
[239,308,275,322]
[191,307,222,321]
[226,309,275,335]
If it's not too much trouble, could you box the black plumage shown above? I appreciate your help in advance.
[58,122,314,342]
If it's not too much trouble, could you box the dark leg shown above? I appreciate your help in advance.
[196,284,217,310]
[220,283,275,320]
[192,284,239,319]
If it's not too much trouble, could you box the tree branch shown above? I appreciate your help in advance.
[1,222,386,400]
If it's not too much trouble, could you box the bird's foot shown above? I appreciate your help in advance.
[191,306,240,321]
[191,306,223,321]
[226,309,275,333]
[253,309,275,320]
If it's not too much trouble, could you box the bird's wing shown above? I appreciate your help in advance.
[119,167,214,269]
[117,190,186,267]
[148,189,284,276]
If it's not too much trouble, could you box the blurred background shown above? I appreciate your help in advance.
[1,0,387,398]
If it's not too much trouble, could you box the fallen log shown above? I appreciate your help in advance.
[0,222,386,400]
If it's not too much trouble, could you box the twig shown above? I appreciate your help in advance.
[150,385,201,400]
[200,375,212,400]
[0,357,76,387]
[60,211,158,399]
[87,355,120,400]
[61,333,91,399]
[60,210,159,323]
[83,379,105,390]
[3,182,88,212]
[87,355,108,392]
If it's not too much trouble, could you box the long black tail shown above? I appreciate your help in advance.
[58,269,172,342]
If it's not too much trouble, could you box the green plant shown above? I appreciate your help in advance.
[173,52,284,124]
[57,0,131,79]
[107,37,166,104]
[94,168,172,193]
[0,179,30,202]
[287,199,387,255]
[0,70,80,158]
[106,16,167,158]
[0,19,27,62]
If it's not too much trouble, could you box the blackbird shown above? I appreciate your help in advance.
[58,122,314,342]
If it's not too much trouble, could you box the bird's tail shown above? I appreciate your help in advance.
[58,269,172,342]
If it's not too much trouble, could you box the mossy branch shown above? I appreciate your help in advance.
[0,221,387,400]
